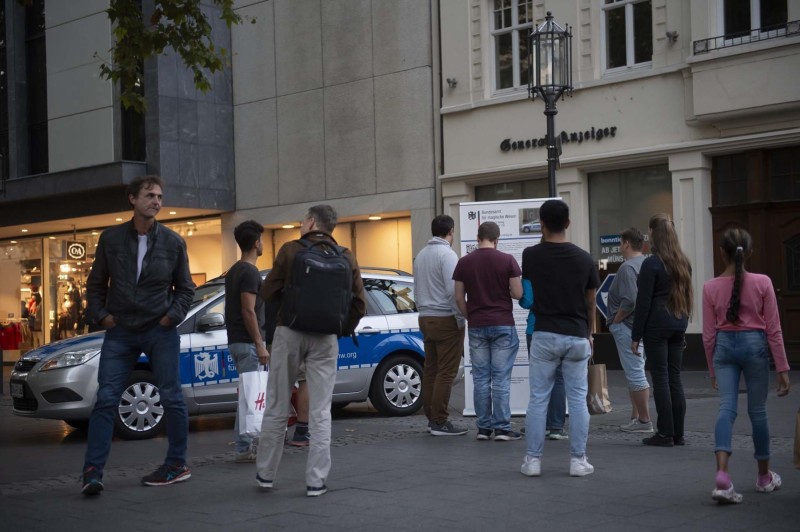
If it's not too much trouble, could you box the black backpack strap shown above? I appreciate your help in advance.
[295,238,343,256]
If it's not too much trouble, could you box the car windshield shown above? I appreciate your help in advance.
[190,281,225,310]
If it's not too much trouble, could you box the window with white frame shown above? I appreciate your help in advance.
[601,0,652,72]
[723,0,787,39]
[491,0,533,91]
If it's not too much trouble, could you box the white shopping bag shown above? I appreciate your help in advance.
[238,366,268,437]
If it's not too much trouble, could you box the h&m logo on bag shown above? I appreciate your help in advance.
[253,392,265,411]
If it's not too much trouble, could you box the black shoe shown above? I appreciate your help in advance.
[81,466,104,496]
[674,437,685,446]
[494,429,523,441]
[476,428,493,441]
[643,433,674,447]
[307,484,328,497]
[141,464,191,486]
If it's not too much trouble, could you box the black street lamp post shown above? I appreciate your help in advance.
[528,12,573,198]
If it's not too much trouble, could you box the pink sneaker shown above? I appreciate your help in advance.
[755,471,782,493]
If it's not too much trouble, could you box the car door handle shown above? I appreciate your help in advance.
[358,327,381,335]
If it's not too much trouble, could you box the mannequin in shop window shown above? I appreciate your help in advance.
[27,284,42,346]
[59,293,73,339]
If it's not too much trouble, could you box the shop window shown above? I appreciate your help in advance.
[770,147,800,201]
[475,178,548,202]
[0,239,43,350]
[723,0,787,40]
[25,0,47,175]
[588,165,671,263]
[490,0,534,92]
[601,0,652,72]
[50,236,96,340]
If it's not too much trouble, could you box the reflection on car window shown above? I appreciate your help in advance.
[364,279,416,315]
[190,282,225,310]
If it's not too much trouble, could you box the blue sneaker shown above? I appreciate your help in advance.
[141,464,191,486]
[81,466,104,496]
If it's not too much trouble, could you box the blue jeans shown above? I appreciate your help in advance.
[645,329,686,438]
[713,330,771,460]
[527,334,566,430]
[84,324,187,474]
[468,326,519,431]
[231,342,261,453]
[609,322,649,391]
[526,331,591,458]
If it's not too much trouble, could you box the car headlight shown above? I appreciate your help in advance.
[39,348,101,371]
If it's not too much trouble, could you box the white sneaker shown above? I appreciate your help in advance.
[234,448,257,463]
[569,456,594,477]
[620,419,654,433]
[520,455,541,477]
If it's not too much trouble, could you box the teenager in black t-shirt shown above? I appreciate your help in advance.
[520,199,599,479]
[225,220,269,463]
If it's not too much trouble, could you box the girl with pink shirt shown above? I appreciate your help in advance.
[703,228,791,504]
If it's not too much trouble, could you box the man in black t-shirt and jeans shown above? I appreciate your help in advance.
[226,220,270,463]
[520,200,600,478]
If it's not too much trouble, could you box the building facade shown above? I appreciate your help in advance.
[2,0,799,368]
[0,0,442,362]
[439,0,800,364]
[0,0,236,355]
[224,0,439,273]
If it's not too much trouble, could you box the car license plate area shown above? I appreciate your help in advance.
[10,382,24,398]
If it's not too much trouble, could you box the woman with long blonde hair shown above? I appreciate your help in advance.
[631,214,693,447]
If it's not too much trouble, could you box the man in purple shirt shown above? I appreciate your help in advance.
[454,221,523,441]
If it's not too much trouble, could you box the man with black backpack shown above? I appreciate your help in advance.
[256,204,366,497]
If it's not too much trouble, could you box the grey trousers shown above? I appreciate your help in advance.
[256,326,338,488]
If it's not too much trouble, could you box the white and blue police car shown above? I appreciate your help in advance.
[10,270,425,440]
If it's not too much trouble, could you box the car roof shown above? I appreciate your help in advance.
[205,267,413,287]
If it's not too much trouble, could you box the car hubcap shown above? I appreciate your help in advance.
[383,363,421,409]
[118,382,164,433]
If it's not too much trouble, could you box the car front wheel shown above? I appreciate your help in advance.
[369,354,423,416]
[113,370,166,440]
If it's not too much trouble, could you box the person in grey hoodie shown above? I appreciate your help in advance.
[414,215,468,436]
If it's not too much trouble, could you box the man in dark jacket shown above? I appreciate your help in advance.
[81,175,195,496]
[256,204,366,497]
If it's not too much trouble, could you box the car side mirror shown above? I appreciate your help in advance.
[197,312,225,332]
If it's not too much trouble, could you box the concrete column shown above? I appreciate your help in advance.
[442,180,471,255]
[557,167,590,252]
[668,151,712,335]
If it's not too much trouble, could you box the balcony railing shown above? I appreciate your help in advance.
[693,19,800,55]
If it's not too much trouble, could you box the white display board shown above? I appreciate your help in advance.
[459,197,556,416]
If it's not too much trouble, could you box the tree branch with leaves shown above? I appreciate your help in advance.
[97,0,249,112]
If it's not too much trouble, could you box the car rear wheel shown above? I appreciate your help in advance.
[114,370,166,440]
[369,354,423,416]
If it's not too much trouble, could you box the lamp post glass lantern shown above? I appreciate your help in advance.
[528,12,573,197]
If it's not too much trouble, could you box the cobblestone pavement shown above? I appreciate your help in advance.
[2,370,799,530]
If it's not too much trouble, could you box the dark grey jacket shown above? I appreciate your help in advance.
[87,220,195,332]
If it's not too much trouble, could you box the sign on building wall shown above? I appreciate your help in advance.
[458,197,556,416]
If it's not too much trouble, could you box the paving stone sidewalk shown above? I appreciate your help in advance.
[2,371,799,531]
